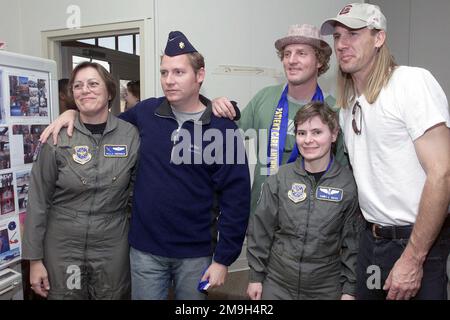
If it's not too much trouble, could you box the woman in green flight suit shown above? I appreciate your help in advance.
[247,101,362,300]
[22,62,140,299]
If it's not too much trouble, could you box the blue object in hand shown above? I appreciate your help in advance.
[197,267,210,294]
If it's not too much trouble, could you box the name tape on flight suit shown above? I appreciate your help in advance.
[316,186,343,202]
[104,145,128,157]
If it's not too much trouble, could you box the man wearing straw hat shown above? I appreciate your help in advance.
[212,24,349,217]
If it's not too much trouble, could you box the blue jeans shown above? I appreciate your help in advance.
[356,223,450,300]
[130,247,212,300]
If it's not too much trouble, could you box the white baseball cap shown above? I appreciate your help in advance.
[321,3,387,35]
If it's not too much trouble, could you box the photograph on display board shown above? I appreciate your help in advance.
[9,74,48,117]
[12,124,46,164]
[15,170,29,214]
[0,172,14,216]
[0,228,10,254]
[0,215,21,267]
[0,70,5,124]
[0,126,10,170]
[16,170,30,240]
[19,211,26,242]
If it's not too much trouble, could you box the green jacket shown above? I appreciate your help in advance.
[22,113,139,299]
[238,84,348,215]
[247,158,361,299]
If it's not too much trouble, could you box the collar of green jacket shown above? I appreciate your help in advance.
[74,112,119,136]
[292,156,343,180]
[154,95,213,125]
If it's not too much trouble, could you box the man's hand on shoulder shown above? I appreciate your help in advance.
[40,110,78,145]
[212,97,240,121]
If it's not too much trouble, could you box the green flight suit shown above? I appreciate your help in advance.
[22,113,139,299]
[247,158,362,299]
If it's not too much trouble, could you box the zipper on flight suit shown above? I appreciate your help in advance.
[296,174,316,299]
[84,132,105,260]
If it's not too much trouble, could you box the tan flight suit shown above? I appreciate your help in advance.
[22,113,139,299]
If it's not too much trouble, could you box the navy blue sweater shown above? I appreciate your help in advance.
[120,96,251,266]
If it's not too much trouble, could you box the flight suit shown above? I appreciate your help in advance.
[247,159,362,299]
[22,113,140,299]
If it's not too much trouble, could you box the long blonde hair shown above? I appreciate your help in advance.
[336,31,397,108]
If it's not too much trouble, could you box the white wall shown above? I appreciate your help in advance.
[0,1,23,53]
[155,0,350,107]
[371,0,450,100]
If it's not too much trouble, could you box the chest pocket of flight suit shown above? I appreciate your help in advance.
[104,156,134,206]
[55,145,91,192]
[318,202,345,237]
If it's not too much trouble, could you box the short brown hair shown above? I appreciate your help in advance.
[294,101,339,134]
[186,52,205,73]
[68,61,117,107]
[127,80,140,100]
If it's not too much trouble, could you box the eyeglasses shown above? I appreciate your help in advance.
[72,80,102,92]
[352,101,362,135]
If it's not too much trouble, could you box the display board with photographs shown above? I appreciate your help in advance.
[1,51,56,274]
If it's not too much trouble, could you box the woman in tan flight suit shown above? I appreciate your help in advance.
[22,62,140,299]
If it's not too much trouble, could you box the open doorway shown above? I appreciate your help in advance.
[41,20,155,117]
[60,34,140,115]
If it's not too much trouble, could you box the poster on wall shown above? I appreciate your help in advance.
[0,215,21,268]
[0,66,51,125]
[9,74,49,118]
[11,124,46,165]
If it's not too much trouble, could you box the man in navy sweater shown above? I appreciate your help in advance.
[40,31,251,300]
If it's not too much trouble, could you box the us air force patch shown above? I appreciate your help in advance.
[288,183,307,203]
[316,186,343,202]
[72,146,92,164]
[104,145,128,157]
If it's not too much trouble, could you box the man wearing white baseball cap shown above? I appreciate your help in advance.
[321,3,450,300]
